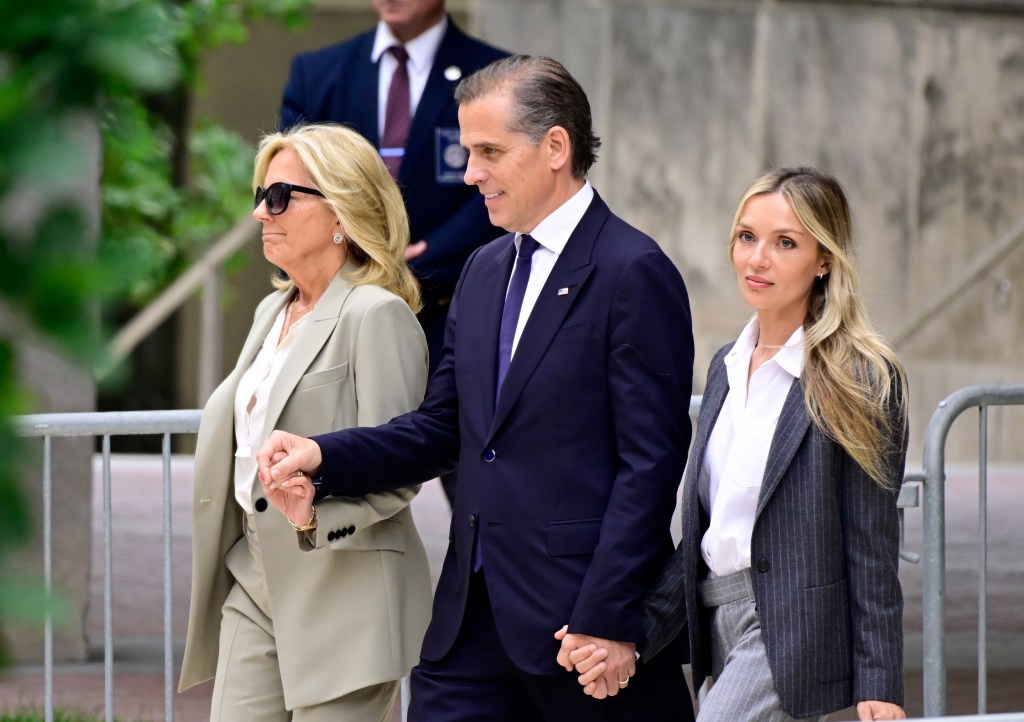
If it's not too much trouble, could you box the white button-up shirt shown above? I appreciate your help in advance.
[232,306,310,514]
[507,182,594,358]
[699,318,805,577]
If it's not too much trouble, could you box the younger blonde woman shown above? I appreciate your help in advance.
[561,166,908,722]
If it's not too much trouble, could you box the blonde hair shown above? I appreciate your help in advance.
[253,124,421,312]
[729,167,907,488]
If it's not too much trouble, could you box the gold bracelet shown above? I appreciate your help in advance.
[290,506,317,532]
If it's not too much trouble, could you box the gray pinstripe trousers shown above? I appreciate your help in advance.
[699,569,825,722]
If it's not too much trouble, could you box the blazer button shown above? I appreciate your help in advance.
[469,513,478,529]
[756,559,770,573]
[254,498,268,512]
[347,525,356,535]
[340,527,349,538]
[327,530,337,542]
[483,449,496,462]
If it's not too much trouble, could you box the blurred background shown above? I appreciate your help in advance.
[1,0,1022,718]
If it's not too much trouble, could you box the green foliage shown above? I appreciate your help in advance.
[0,0,312,667]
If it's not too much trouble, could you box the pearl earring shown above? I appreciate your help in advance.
[333,232,345,245]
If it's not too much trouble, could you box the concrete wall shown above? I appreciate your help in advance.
[473,0,1024,462]
[184,0,1024,462]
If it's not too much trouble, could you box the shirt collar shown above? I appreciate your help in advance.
[725,316,805,379]
[515,182,594,255]
[371,15,447,71]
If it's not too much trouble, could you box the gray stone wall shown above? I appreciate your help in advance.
[473,0,1024,462]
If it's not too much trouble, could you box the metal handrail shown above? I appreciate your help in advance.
[893,214,1024,346]
[103,215,256,404]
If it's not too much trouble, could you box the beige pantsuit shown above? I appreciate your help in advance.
[179,267,433,719]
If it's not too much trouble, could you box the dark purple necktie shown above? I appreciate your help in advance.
[496,234,540,395]
[381,45,411,179]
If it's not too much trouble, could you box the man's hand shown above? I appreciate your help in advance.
[554,625,636,699]
[856,701,906,721]
[259,452,316,527]
[256,430,323,488]
[404,240,428,261]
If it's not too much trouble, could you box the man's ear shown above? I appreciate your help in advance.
[545,126,571,172]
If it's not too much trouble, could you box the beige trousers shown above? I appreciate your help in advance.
[210,516,398,722]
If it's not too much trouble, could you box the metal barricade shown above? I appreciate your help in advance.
[11,385,1024,720]
[917,384,1024,717]
[12,410,202,722]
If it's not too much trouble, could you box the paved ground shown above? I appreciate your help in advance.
[1,456,1022,720]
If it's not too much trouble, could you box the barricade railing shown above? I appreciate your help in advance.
[12,410,202,722]
[917,384,1024,717]
[11,387,1024,719]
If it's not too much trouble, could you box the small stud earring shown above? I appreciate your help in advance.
[333,232,345,245]
[817,272,824,279]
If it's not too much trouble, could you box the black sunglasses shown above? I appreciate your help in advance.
[254,182,325,215]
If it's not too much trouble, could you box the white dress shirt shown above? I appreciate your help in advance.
[699,318,805,577]
[232,306,310,514]
[372,16,448,139]
[506,182,594,358]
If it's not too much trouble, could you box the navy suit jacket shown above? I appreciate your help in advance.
[643,344,907,717]
[311,192,695,674]
[280,18,508,307]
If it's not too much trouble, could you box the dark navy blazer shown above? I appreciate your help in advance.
[643,344,907,717]
[311,193,695,674]
[280,18,508,309]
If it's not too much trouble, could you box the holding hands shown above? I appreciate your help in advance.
[554,625,636,699]
[856,701,907,721]
[256,430,323,528]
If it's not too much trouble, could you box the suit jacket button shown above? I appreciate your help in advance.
[254,498,268,512]
[340,527,349,537]
[756,559,770,572]
[469,513,478,528]
[347,525,356,535]
[483,449,496,462]
[327,530,337,541]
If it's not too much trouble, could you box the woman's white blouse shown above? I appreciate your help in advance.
[699,318,805,577]
[232,305,310,514]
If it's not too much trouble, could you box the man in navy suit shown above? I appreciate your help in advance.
[279,0,508,381]
[259,55,695,722]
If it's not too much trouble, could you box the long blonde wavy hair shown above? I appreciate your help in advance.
[253,124,421,312]
[729,167,907,488]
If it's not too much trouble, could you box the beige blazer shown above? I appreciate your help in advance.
[179,266,433,708]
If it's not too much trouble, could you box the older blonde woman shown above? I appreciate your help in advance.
[179,124,432,721]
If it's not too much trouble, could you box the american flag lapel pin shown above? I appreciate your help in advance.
[557,287,570,296]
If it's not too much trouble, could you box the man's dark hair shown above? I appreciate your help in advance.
[455,55,601,178]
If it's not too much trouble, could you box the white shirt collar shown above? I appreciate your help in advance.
[515,182,594,256]
[726,316,805,379]
[371,15,447,71]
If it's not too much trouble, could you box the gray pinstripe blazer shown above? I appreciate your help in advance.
[643,343,907,718]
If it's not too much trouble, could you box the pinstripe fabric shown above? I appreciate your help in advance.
[703,584,823,722]
[643,344,907,718]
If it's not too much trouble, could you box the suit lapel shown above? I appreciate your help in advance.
[261,270,355,438]
[682,354,730,531]
[756,378,811,517]
[235,292,289,376]
[399,20,465,183]
[487,196,608,437]
[352,35,380,146]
